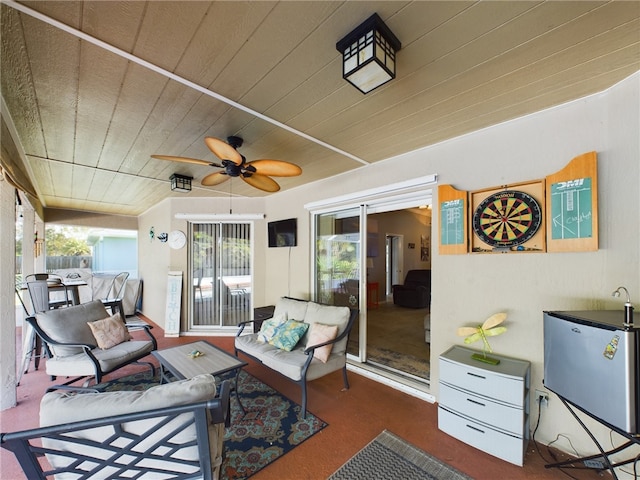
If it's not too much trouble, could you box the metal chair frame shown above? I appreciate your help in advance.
[91,271,130,314]
[1,380,230,480]
[18,280,72,385]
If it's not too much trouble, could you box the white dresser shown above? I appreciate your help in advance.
[438,345,530,466]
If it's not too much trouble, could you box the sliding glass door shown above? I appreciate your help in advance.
[314,207,365,358]
[190,222,252,330]
[309,176,436,369]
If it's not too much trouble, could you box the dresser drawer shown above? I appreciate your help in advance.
[438,405,525,466]
[440,357,524,405]
[440,382,524,435]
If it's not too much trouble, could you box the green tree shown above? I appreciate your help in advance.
[45,227,91,256]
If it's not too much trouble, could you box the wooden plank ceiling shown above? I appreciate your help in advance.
[1,1,639,217]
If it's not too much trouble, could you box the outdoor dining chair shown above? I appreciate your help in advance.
[18,280,73,385]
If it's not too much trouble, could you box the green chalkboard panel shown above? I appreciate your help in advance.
[440,199,465,245]
[550,177,593,240]
[438,184,468,254]
[546,151,598,252]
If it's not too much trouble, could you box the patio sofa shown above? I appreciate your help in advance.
[1,374,230,480]
[235,296,358,417]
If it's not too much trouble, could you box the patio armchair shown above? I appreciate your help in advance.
[27,299,157,388]
[1,374,230,480]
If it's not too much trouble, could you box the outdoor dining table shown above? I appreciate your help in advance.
[52,279,87,305]
[20,279,87,307]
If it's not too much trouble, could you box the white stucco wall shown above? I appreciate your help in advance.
[259,72,640,464]
[136,72,640,466]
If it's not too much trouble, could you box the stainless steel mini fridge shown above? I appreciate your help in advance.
[543,310,639,434]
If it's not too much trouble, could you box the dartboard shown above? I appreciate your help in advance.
[472,190,542,248]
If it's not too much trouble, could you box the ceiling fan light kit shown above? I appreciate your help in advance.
[170,174,192,193]
[153,136,301,193]
[336,13,401,94]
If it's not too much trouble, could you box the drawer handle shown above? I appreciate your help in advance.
[466,424,485,434]
[466,398,485,407]
[466,372,486,379]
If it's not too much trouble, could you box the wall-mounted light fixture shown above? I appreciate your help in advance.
[336,13,401,94]
[170,174,192,193]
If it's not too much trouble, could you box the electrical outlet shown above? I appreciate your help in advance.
[535,389,549,407]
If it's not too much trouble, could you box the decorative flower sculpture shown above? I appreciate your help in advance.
[456,312,507,364]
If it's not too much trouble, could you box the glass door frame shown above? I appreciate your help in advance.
[307,175,437,364]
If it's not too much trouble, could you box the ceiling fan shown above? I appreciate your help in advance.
[152,136,302,192]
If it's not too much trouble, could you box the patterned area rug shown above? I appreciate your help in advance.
[328,430,472,480]
[95,369,327,480]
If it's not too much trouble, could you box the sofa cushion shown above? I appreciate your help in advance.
[257,313,287,343]
[40,374,222,478]
[40,374,216,425]
[36,300,108,357]
[306,322,339,363]
[87,312,132,349]
[273,297,308,322]
[260,343,346,382]
[269,319,309,351]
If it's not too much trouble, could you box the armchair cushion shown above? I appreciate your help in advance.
[36,300,107,356]
[44,340,155,377]
[87,312,131,349]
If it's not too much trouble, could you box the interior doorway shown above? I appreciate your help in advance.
[364,209,431,383]
[385,234,403,297]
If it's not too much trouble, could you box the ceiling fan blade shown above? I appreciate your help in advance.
[241,174,280,192]
[201,171,230,186]
[204,137,243,165]
[151,154,213,166]
[246,160,302,177]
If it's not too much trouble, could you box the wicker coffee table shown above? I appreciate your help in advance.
[152,340,248,411]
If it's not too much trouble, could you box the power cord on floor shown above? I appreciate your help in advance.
[531,395,580,480]
[608,429,640,479]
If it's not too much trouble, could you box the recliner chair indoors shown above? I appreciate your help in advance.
[392,269,431,308]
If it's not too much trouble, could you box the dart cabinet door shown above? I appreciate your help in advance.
[438,345,531,466]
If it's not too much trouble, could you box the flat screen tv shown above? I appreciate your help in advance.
[268,218,297,247]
